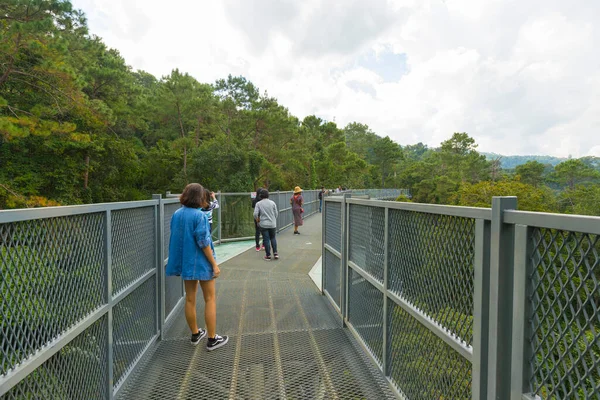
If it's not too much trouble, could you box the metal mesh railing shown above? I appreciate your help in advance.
[1,315,109,400]
[349,204,385,283]
[0,202,161,399]
[323,199,343,310]
[111,207,156,296]
[348,268,384,364]
[388,301,472,399]
[162,199,183,322]
[324,248,341,309]
[324,195,600,399]
[329,188,410,200]
[325,201,342,254]
[388,210,476,346]
[527,228,600,399]
[322,196,487,399]
[163,201,180,259]
[220,194,255,239]
[0,214,106,377]
[112,278,157,387]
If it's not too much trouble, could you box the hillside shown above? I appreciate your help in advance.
[481,153,567,169]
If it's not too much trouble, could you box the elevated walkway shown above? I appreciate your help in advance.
[117,216,395,399]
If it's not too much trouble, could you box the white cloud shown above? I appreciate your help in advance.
[71,0,600,157]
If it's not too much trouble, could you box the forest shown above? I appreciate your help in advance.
[1,1,599,215]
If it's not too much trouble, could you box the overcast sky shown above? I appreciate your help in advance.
[71,0,600,157]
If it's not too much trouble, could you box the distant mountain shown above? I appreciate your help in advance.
[481,153,568,170]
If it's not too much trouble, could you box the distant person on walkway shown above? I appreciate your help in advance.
[166,183,228,350]
[200,190,219,237]
[318,186,325,213]
[251,188,265,251]
[254,189,279,260]
[291,186,304,234]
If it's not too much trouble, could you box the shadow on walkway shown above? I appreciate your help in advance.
[118,214,394,399]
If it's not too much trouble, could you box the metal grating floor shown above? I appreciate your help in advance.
[117,217,395,399]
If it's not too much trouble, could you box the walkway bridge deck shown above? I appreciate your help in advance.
[117,216,395,399]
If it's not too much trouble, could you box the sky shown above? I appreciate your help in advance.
[71,0,600,158]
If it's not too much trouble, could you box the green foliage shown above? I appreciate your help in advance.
[557,185,600,216]
[1,0,599,221]
[551,159,600,190]
[515,160,546,187]
[455,180,557,212]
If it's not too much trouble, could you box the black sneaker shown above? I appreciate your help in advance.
[274,253,279,260]
[293,231,300,235]
[264,255,272,261]
[207,334,229,351]
[191,328,206,346]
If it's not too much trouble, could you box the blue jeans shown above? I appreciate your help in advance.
[260,227,277,257]
[254,220,262,248]
[319,198,323,212]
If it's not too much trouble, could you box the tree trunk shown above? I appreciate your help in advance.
[83,154,90,190]
[183,144,188,183]
[176,102,187,178]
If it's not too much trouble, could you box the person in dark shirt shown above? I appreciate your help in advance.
[318,186,324,213]
[251,188,265,251]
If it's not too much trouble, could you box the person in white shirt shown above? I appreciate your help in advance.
[253,190,279,260]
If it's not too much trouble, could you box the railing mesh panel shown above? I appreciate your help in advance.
[388,301,472,399]
[2,314,108,400]
[303,191,318,215]
[349,204,385,283]
[112,278,156,387]
[0,214,105,376]
[528,228,600,399]
[221,195,254,239]
[348,268,384,365]
[388,209,475,346]
[276,192,293,230]
[325,202,342,253]
[162,201,181,320]
[111,207,156,295]
[164,275,182,320]
[163,202,180,258]
[324,248,341,309]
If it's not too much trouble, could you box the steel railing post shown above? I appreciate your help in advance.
[342,193,350,325]
[217,191,222,245]
[104,210,114,400]
[382,206,390,376]
[322,196,327,295]
[473,218,491,400]
[510,225,534,400]
[153,195,166,340]
[487,196,518,399]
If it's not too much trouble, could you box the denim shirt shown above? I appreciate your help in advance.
[166,206,215,281]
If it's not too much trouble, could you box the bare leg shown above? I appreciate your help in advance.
[184,280,199,334]
[200,279,217,338]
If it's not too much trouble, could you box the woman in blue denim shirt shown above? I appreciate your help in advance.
[166,183,228,350]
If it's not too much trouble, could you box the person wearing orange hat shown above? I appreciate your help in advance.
[290,186,304,234]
